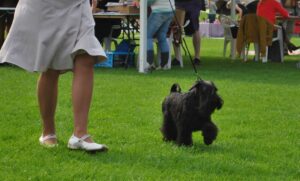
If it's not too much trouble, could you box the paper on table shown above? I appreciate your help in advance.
[106,2,123,6]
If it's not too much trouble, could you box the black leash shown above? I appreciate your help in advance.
[168,0,202,80]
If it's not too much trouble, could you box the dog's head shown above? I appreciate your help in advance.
[189,80,223,114]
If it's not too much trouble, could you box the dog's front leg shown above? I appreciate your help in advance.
[161,113,177,141]
[202,121,218,145]
[176,123,193,146]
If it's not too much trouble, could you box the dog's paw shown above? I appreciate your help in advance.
[203,138,214,145]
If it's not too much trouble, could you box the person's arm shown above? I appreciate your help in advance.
[236,4,243,18]
[275,0,289,18]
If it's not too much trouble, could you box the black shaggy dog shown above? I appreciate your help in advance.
[161,80,223,146]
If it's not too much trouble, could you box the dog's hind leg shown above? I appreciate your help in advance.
[176,124,193,146]
[161,112,177,141]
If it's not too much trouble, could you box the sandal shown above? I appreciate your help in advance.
[39,134,58,148]
[68,134,108,152]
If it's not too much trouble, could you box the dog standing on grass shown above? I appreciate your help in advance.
[161,80,223,146]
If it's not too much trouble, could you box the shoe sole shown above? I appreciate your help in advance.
[40,142,58,148]
[68,144,109,153]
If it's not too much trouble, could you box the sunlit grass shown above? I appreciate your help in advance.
[0,38,299,180]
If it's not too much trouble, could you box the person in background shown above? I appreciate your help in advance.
[0,0,18,49]
[0,0,108,152]
[257,0,299,52]
[216,0,247,19]
[172,0,205,66]
[256,0,290,62]
[257,0,289,33]
[146,0,175,71]
[91,0,121,44]
[208,0,218,23]
[226,0,247,18]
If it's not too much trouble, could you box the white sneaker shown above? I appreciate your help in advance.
[262,57,267,63]
[39,134,58,148]
[162,65,170,70]
[68,134,108,152]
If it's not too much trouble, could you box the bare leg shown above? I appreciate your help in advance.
[173,9,185,49]
[72,54,95,142]
[193,30,201,60]
[173,9,186,62]
[38,69,60,144]
[174,9,186,28]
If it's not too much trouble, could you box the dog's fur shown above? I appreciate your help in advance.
[161,80,223,146]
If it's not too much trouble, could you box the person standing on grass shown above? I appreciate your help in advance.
[0,0,108,152]
[146,0,175,71]
[172,0,205,66]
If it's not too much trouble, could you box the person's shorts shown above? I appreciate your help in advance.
[176,0,202,34]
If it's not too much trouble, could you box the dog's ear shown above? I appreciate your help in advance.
[189,81,201,91]
[189,80,208,93]
[170,83,181,93]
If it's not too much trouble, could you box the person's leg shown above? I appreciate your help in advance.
[281,24,300,52]
[188,7,201,64]
[174,8,186,28]
[147,12,166,70]
[156,13,174,67]
[72,53,95,142]
[67,53,108,151]
[38,69,60,144]
[172,9,186,65]
[172,8,185,47]
[193,30,201,60]
[147,13,162,66]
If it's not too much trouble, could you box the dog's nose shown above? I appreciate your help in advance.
[217,98,223,110]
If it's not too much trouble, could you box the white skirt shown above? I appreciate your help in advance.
[0,0,107,72]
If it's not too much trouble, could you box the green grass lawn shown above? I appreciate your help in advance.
[0,38,299,180]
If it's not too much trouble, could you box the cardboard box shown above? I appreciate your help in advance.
[107,5,139,14]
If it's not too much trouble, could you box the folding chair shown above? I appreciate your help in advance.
[219,15,238,58]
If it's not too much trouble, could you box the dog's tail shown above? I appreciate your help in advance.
[170,83,181,93]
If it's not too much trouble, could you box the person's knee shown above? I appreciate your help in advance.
[193,30,200,38]
[41,69,60,81]
[74,54,95,71]
[75,54,94,65]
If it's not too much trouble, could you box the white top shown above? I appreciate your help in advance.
[151,0,175,13]
[0,0,106,72]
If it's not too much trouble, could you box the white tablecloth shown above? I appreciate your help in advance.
[199,22,224,37]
